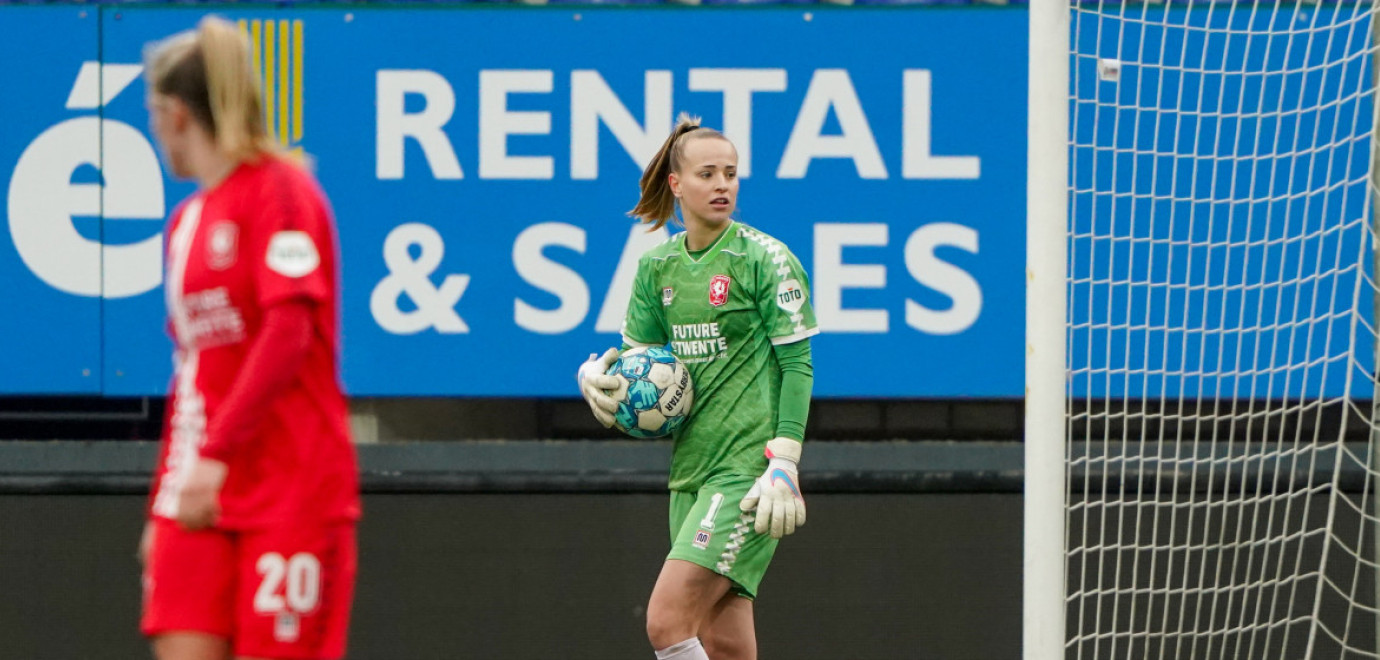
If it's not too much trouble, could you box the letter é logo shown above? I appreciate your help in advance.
[7,62,165,298]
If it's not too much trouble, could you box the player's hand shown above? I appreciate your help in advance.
[137,520,154,566]
[739,437,806,539]
[175,457,228,531]
[577,347,622,428]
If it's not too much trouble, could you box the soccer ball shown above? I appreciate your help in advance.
[603,346,694,438]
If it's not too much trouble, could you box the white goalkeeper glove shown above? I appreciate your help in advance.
[739,437,806,539]
[577,347,621,428]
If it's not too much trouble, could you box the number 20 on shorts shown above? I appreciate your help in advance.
[254,552,322,614]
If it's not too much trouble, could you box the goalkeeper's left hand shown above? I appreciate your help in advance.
[739,437,806,539]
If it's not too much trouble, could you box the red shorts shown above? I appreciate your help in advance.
[141,518,357,659]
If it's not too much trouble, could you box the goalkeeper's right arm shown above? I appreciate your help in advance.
[577,348,622,427]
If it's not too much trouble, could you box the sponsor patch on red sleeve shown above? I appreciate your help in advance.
[265,231,320,278]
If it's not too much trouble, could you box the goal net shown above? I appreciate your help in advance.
[1059,2,1380,659]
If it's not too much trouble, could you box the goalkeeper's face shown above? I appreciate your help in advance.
[671,136,739,229]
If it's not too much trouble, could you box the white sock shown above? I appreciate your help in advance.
[655,637,709,660]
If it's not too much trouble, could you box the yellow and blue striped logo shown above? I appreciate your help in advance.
[239,19,304,150]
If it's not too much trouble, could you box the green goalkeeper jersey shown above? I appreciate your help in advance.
[622,221,819,492]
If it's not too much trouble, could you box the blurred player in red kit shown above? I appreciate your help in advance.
[137,16,360,660]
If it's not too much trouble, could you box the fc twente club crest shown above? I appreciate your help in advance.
[709,275,731,307]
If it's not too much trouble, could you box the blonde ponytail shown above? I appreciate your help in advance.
[197,17,276,162]
[145,16,282,164]
[628,113,729,231]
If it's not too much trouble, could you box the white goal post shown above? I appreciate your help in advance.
[1026,1,1071,659]
[1026,1,1380,659]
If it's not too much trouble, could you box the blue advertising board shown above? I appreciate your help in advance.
[3,6,1028,396]
[0,7,105,394]
[13,5,1369,401]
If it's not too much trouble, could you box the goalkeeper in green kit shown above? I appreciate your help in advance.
[577,114,817,660]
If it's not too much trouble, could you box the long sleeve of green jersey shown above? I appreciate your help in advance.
[754,244,820,346]
[621,255,668,347]
[773,339,813,442]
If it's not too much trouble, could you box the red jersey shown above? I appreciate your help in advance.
[150,155,360,530]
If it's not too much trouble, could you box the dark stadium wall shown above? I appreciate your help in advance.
[0,493,1021,660]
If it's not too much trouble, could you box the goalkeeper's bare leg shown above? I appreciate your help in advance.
[700,593,755,660]
[648,559,753,660]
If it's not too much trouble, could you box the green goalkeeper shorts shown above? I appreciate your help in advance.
[666,473,779,600]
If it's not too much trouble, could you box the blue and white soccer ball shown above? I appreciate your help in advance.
[603,346,694,438]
